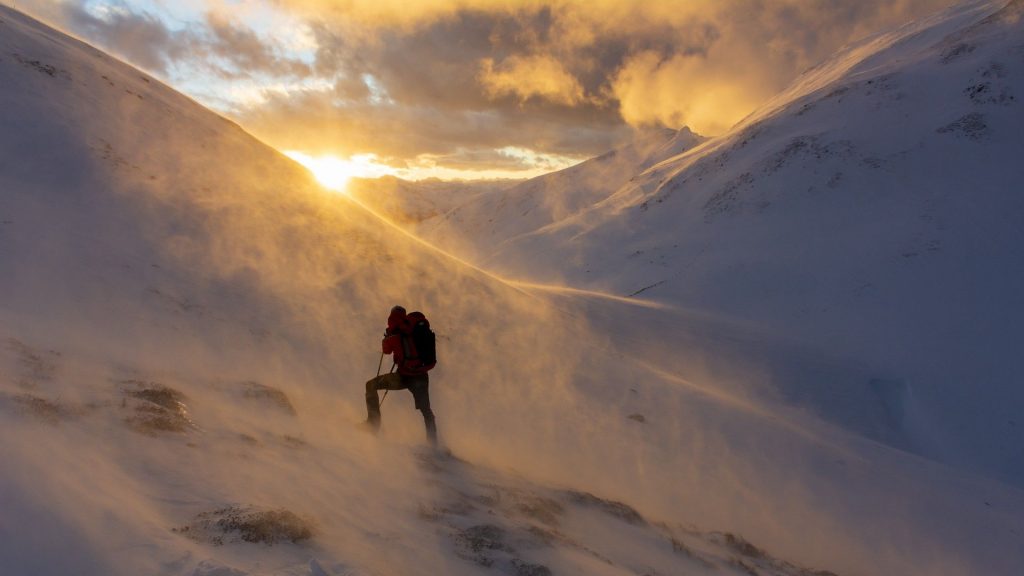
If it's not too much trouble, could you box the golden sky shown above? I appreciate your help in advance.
[23,0,955,182]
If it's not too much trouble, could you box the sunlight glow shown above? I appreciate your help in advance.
[285,151,397,192]
[285,148,587,189]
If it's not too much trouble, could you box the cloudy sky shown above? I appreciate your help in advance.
[20,0,955,181]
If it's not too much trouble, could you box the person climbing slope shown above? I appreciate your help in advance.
[364,305,438,444]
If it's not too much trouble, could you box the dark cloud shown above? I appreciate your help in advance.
[60,3,189,74]
[228,7,645,162]
[23,1,309,80]
[270,7,699,159]
[316,7,720,113]
[204,13,312,78]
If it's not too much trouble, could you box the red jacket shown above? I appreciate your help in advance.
[382,332,408,374]
[383,310,427,375]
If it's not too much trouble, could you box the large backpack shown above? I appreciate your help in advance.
[401,311,436,372]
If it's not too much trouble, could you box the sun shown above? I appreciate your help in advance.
[285,151,401,193]
[284,151,361,192]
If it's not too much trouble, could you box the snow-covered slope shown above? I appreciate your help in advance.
[433,0,1024,489]
[420,128,705,262]
[2,4,1023,576]
[0,7,645,575]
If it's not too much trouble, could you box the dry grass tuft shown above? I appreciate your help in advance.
[239,381,295,414]
[9,393,70,423]
[119,380,195,434]
[175,506,314,546]
[565,490,645,525]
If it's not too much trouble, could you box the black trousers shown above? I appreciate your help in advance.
[365,372,437,443]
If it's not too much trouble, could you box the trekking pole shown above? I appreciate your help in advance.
[375,351,389,409]
[380,362,396,408]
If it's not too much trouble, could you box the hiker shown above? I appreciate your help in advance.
[364,305,438,444]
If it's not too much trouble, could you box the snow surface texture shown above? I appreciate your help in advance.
[0,3,1022,576]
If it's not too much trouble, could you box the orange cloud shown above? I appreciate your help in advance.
[479,54,587,106]
[611,43,780,135]
[271,0,955,137]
